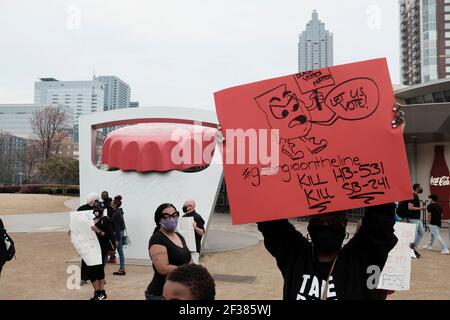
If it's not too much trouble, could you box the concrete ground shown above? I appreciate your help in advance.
[0,195,449,300]
[1,194,77,215]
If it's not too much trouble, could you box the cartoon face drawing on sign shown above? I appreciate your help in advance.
[255,84,328,160]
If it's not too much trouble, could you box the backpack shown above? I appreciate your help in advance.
[2,231,15,262]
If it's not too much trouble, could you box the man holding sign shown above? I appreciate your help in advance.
[214,58,411,300]
[256,109,404,300]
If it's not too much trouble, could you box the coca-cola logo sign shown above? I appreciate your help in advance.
[430,176,450,186]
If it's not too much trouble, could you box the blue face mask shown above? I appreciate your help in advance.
[160,219,178,232]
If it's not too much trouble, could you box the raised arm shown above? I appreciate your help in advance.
[257,219,309,273]
[347,203,398,268]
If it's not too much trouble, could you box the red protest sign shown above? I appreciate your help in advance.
[214,58,412,225]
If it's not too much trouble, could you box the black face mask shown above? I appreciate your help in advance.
[182,206,189,213]
[308,224,346,255]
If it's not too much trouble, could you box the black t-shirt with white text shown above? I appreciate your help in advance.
[257,204,397,300]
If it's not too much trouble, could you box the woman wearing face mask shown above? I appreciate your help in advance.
[87,205,116,300]
[257,106,405,300]
[145,203,192,300]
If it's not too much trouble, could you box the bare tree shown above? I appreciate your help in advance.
[31,105,71,162]
[21,141,42,183]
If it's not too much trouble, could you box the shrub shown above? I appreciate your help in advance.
[19,184,46,194]
[0,186,21,193]
[40,187,55,194]
[65,187,80,195]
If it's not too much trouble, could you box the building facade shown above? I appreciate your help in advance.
[400,0,450,85]
[298,10,333,72]
[94,76,131,111]
[395,78,450,220]
[0,133,27,185]
[129,101,139,108]
[34,78,104,141]
[0,104,74,139]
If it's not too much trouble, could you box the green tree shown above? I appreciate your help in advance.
[38,157,79,185]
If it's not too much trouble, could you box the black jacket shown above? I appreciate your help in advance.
[95,216,116,253]
[257,204,398,300]
[0,228,7,263]
[111,208,126,241]
[102,198,114,219]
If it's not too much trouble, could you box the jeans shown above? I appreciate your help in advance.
[428,224,449,251]
[117,233,126,271]
[145,291,161,300]
[409,219,425,249]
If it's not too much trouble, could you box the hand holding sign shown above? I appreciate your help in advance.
[214,58,412,224]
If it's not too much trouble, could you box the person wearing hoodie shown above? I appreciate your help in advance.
[257,105,405,300]
[111,195,127,275]
[258,204,398,300]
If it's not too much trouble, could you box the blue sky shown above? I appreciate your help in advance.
[0,0,400,109]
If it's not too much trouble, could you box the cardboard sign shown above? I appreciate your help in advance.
[177,216,197,252]
[70,211,102,266]
[377,222,416,291]
[214,58,412,224]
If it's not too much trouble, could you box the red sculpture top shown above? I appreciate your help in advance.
[101,123,217,172]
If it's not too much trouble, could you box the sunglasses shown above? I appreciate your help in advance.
[161,211,180,221]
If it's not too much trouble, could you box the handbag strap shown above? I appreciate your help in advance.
[321,256,338,300]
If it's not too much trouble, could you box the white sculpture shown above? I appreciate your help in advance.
[78,107,223,260]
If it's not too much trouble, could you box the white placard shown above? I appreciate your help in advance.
[177,216,197,252]
[377,222,416,291]
[70,211,102,266]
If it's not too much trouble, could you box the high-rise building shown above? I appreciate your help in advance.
[129,101,139,108]
[34,78,104,141]
[400,0,450,85]
[298,10,334,72]
[94,76,131,111]
[0,132,27,185]
[0,104,74,139]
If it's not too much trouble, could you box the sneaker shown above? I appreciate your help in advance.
[90,291,99,300]
[423,245,432,249]
[113,270,126,276]
[441,249,450,255]
[414,249,421,258]
[97,291,107,300]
